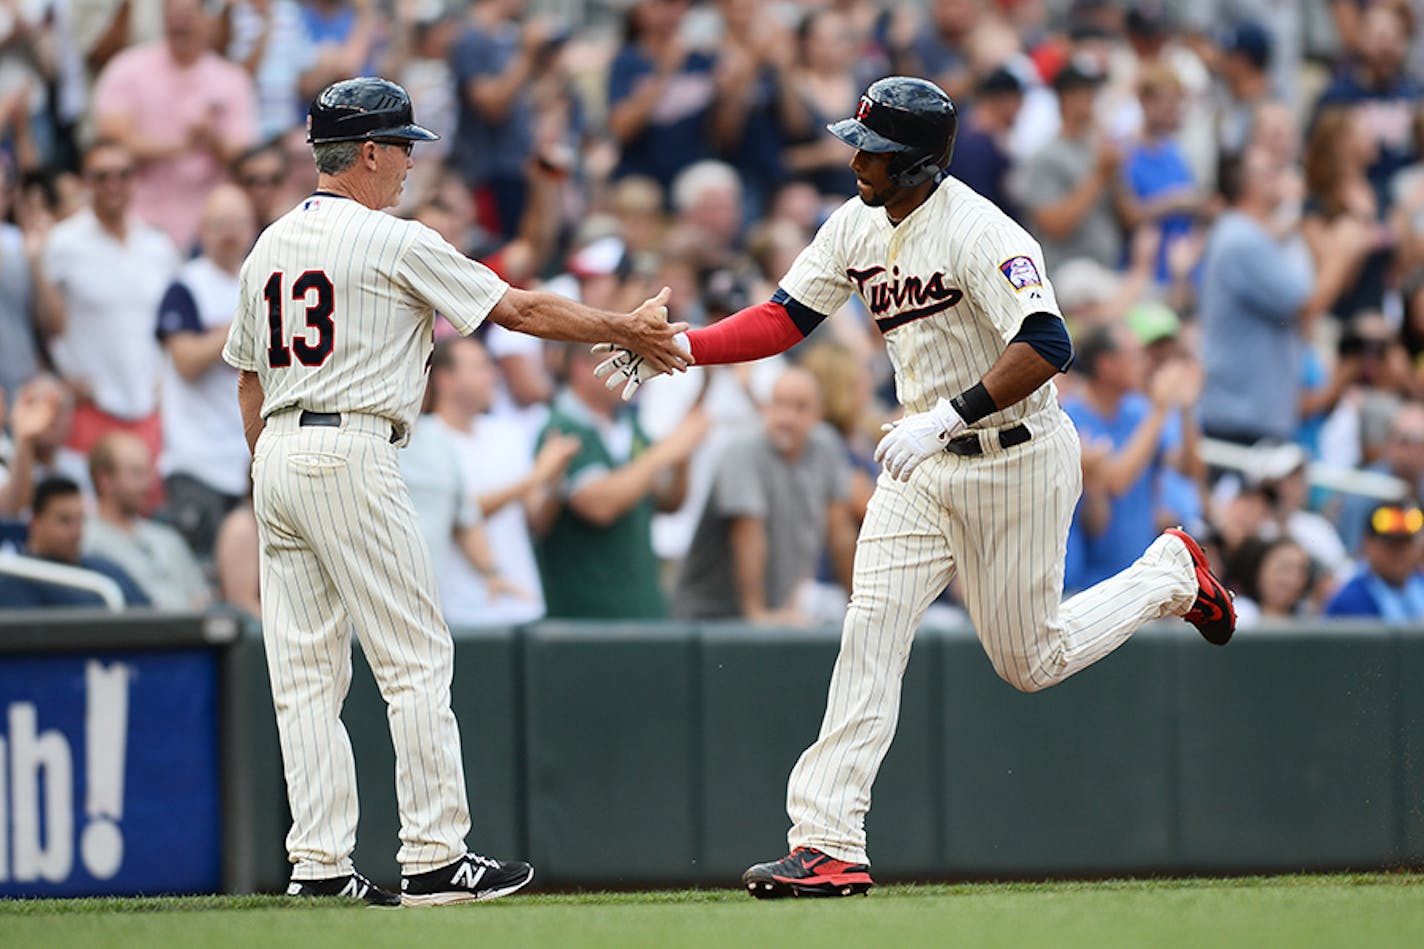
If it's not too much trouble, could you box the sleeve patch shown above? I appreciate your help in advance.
[999,255,1043,291]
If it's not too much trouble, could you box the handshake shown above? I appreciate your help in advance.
[590,286,694,400]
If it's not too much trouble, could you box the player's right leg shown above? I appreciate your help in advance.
[288,421,532,904]
[747,469,955,898]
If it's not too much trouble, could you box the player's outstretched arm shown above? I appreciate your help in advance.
[593,289,826,400]
[488,285,692,375]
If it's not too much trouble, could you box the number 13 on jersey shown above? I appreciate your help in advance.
[265,270,336,367]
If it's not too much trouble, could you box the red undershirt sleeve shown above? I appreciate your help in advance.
[685,290,827,366]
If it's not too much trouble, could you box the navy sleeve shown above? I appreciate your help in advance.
[84,555,153,607]
[155,281,202,342]
[608,47,651,106]
[770,287,829,337]
[1010,311,1075,372]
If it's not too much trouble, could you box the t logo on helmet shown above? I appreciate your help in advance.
[856,97,874,120]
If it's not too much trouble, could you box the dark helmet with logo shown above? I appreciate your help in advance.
[828,77,957,188]
[307,77,439,145]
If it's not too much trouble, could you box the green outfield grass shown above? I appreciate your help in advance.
[2,875,1422,949]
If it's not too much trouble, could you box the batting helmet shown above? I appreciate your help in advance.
[828,77,957,188]
[307,77,439,145]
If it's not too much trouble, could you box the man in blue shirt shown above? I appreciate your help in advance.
[1326,503,1424,619]
[1198,149,1363,445]
[1063,325,1201,591]
[1122,65,1204,285]
[1315,3,1424,201]
[0,476,149,608]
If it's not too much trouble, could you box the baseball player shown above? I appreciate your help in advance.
[595,77,1235,898]
[222,77,691,906]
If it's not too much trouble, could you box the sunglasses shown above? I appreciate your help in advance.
[88,167,133,182]
[373,140,415,156]
[1370,506,1424,536]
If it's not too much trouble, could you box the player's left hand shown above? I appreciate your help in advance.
[874,398,967,481]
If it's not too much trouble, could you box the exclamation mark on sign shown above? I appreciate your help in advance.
[80,661,130,879]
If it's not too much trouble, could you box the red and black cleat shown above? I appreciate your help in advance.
[1164,527,1236,646]
[742,847,874,899]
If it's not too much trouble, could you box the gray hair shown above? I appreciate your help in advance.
[312,140,361,175]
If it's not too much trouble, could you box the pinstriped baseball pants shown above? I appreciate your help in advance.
[253,411,470,878]
[786,410,1198,865]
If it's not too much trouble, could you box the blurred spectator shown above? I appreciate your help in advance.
[1124,299,1206,533]
[388,0,460,208]
[674,367,856,622]
[153,184,255,556]
[800,341,879,521]
[608,175,666,257]
[73,0,166,80]
[0,156,43,402]
[1063,324,1202,590]
[37,139,179,473]
[83,432,208,609]
[1228,535,1315,627]
[233,137,294,229]
[1243,441,1350,583]
[708,0,800,218]
[947,66,1025,220]
[92,0,258,248]
[0,475,149,608]
[1337,400,1424,553]
[1198,149,1362,445]
[1120,64,1206,285]
[299,0,379,80]
[534,346,708,619]
[1323,312,1411,468]
[1325,503,1424,618]
[906,0,981,104]
[1302,107,1394,321]
[1011,55,1123,271]
[0,375,76,516]
[227,0,321,142]
[607,0,718,193]
[213,497,259,615]
[428,336,577,626]
[1315,2,1423,202]
[782,6,859,199]
[669,159,743,270]
[451,0,553,237]
[401,406,528,618]
[1213,20,1273,161]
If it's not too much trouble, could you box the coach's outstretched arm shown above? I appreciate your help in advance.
[489,285,693,376]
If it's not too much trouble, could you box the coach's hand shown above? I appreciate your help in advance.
[875,398,966,481]
[618,286,694,375]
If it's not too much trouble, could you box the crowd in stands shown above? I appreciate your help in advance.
[8,0,1424,626]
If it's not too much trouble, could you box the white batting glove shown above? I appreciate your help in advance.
[591,332,689,401]
[874,398,967,482]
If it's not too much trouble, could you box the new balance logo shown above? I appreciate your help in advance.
[286,882,302,896]
[450,860,486,890]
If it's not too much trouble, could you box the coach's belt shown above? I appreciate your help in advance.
[298,410,402,445]
[945,423,1031,456]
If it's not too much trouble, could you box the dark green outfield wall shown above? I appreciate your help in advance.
[221,621,1424,891]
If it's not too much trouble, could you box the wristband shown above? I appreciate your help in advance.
[950,382,996,425]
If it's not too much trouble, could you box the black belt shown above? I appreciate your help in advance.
[298,410,401,444]
[945,423,1031,456]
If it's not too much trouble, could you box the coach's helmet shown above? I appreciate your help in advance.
[307,77,439,145]
[828,77,957,188]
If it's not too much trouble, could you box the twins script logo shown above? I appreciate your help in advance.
[847,265,963,333]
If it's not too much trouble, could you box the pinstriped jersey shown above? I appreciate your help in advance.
[780,176,1062,425]
[222,192,509,436]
